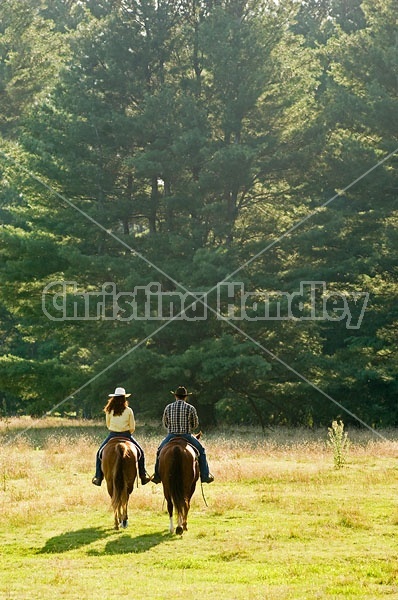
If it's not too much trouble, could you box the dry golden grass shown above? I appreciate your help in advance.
[1,419,398,599]
[1,419,397,524]
[0,415,102,432]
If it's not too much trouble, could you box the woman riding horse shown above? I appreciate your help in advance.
[102,437,138,530]
[92,386,151,486]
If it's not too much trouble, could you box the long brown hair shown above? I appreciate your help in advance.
[104,395,128,417]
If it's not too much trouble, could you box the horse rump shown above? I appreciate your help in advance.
[167,444,186,513]
[160,440,198,535]
[102,439,137,530]
[111,443,128,515]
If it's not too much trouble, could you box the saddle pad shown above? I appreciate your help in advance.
[167,437,200,458]
[99,438,141,461]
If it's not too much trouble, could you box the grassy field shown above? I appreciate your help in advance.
[0,418,397,599]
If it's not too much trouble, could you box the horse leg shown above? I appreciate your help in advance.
[123,508,128,529]
[106,481,119,530]
[121,498,129,529]
[176,513,184,536]
[179,499,190,533]
[167,498,174,534]
[183,501,189,531]
[176,500,188,535]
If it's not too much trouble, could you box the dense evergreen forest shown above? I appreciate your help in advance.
[0,0,396,428]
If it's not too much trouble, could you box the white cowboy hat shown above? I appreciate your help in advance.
[108,386,131,397]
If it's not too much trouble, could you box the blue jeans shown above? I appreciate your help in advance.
[95,431,147,480]
[154,433,210,481]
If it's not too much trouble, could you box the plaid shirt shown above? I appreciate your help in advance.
[163,399,199,434]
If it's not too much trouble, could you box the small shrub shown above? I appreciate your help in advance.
[327,420,350,468]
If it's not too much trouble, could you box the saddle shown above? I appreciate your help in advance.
[166,436,200,458]
[99,437,141,462]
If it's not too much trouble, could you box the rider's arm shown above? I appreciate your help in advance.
[162,406,169,429]
[128,407,136,433]
[190,406,199,431]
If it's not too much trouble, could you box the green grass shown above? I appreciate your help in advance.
[0,418,397,599]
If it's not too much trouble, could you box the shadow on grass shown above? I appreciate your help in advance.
[87,531,171,555]
[38,526,111,554]
[38,527,171,555]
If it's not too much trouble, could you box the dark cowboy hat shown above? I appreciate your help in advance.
[170,386,192,397]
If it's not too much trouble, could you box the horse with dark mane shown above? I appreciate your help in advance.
[159,435,200,535]
[101,438,138,530]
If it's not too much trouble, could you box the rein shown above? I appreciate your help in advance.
[200,480,208,507]
[135,457,139,488]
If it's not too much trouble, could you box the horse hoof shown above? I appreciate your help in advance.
[121,519,128,529]
[175,526,183,535]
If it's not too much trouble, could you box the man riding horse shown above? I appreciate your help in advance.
[152,386,214,484]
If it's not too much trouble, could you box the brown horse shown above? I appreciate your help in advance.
[159,436,200,535]
[101,438,138,530]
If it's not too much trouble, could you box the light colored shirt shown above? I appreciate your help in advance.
[106,406,135,433]
[163,399,199,434]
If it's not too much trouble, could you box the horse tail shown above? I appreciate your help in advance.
[169,445,186,515]
[111,443,128,517]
